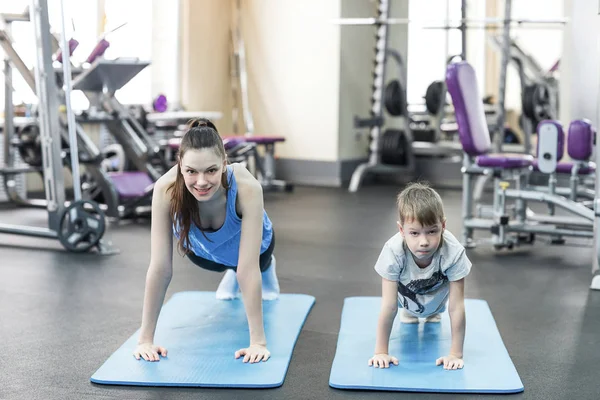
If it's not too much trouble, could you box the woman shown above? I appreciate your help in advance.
[133,119,279,364]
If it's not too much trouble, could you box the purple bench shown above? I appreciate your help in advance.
[446,62,534,169]
[108,171,154,200]
[533,119,596,175]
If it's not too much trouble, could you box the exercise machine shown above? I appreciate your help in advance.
[446,60,600,290]
[0,1,114,253]
[347,0,417,193]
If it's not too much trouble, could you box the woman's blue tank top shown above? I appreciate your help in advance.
[173,165,273,266]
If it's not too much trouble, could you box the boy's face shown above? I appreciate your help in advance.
[398,218,445,267]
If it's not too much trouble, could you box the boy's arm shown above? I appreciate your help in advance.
[435,278,466,369]
[448,278,466,358]
[373,278,399,355]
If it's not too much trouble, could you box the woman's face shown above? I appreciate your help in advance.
[180,148,226,201]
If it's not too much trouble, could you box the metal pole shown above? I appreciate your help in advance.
[493,0,512,153]
[331,17,567,27]
[58,0,81,201]
[30,0,66,230]
[3,24,14,170]
[461,0,467,60]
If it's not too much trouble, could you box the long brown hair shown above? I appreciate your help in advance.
[167,118,230,254]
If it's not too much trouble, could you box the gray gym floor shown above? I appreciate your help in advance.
[2,185,599,400]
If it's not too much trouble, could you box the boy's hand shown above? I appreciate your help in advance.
[436,354,464,370]
[133,342,168,362]
[235,343,271,363]
[368,353,399,368]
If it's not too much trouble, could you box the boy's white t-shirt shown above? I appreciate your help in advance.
[374,230,472,317]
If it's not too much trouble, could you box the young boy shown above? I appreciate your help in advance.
[368,182,471,370]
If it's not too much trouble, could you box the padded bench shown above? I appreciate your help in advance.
[108,171,154,200]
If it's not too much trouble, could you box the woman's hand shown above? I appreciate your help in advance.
[235,343,271,363]
[133,342,168,362]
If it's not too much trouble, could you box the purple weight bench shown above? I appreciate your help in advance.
[219,135,290,192]
[446,61,534,247]
[108,171,154,200]
[104,171,155,219]
[533,119,597,204]
[228,136,291,192]
[446,62,534,171]
[533,120,596,175]
[564,119,596,175]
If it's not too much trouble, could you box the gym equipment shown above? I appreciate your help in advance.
[424,80,445,115]
[380,129,409,165]
[71,58,177,218]
[384,79,407,117]
[347,1,416,192]
[15,124,43,167]
[91,291,315,387]
[329,297,523,394]
[338,0,564,181]
[243,136,293,192]
[85,38,110,64]
[58,200,105,252]
[344,1,480,192]
[471,34,561,205]
[522,83,553,125]
[0,0,114,254]
[152,94,168,112]
[487,32,560,155]
[0,11,142,220]
[446,60,600,289]
[54,37,78,63]
[332,16,567,29]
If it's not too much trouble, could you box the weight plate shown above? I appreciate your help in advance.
[58,200,106,253]
[425,81,446,115]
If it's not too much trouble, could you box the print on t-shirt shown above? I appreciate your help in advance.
[397,270,448,314]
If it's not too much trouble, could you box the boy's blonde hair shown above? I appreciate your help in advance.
[396,182,446,226]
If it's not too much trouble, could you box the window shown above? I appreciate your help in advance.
[102,0,153,105]
[407,0,466,107]
[3,0,98,109]
[1,0,152,109]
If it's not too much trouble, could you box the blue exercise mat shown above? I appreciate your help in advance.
[91,291,315,388]
[329,297,523,394]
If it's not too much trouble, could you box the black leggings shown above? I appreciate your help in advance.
[186,231,275,273]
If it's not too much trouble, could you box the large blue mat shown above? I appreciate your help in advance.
[329,297,523,393]
[91,291,315,388]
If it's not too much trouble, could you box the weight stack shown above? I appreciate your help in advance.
[0,134,27,203]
